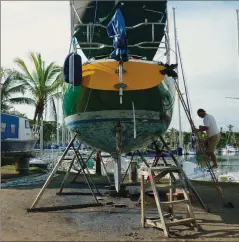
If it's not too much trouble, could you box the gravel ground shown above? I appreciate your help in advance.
[1,171,239,241]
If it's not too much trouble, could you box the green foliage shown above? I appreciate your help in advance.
[1,68,34,112]
[2,165,46,173]
[14,52,63,124]
[30,120,57,144]
[165,125,239,149]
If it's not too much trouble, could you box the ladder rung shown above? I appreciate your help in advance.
[155,184,173,189]
[146,217,160,221]
[161,199,189,205]
[140,170,150,176]
[151,166,181,172]
[166,218,194,226]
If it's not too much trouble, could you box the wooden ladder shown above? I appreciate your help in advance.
[140,166,199,237]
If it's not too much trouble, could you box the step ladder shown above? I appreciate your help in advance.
[140,166,199,238]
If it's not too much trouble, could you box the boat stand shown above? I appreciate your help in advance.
[71,149,112,186]
[121,150,150,184]
[28,133,105,212]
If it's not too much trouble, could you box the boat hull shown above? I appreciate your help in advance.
[1,139,38,166]
[1,139,38,153]
[63,74,175,153]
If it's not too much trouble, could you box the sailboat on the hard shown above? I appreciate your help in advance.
[62,0,177,191]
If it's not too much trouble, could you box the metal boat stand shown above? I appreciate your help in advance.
[28,133,109,212]
[71,148,112,187]
[121,150,150,184]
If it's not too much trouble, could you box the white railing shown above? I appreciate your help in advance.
[73,22,169,51]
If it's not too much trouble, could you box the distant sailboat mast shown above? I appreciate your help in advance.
[236,9,239,56]
[225,11,239,101]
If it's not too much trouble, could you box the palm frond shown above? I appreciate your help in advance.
[46,66,62,81]
[51,91,62,100]
[9,52,63,124]
[46,79,63,96]
[14,57,35,82]
[29,52,45,86]
[44,62,57,83]
[48,97,57,122]
[6,84,25,94]
[1,103,13,112]
[8,97,36,105]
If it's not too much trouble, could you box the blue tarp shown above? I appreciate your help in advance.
[107,9,128,62]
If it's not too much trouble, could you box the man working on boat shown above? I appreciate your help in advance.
[194,109,220,168]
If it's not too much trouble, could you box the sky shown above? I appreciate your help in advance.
[1,1,239,132]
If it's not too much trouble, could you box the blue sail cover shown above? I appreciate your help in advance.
[107,9,128,62]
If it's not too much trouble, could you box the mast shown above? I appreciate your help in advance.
[237,9,239,57]
[172,7,183,147]
[166,4,170,64]
[56,88,60,149]
[40,61,45,158]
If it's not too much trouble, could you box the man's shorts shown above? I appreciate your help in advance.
[205,133,220,153]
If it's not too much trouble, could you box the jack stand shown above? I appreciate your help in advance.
[28,133,103,212]
[114,122,122,192]
[71,149,96,183]
[121,149,150,184]
[71,149,111,187]
[99,152,113,186]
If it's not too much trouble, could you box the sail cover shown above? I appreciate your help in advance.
[107,9,128,61]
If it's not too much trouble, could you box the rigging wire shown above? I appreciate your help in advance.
[177,40,194,122]
[84,0,98,112]
[88,0,98,60]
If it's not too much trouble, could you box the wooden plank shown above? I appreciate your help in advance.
[177,170,199,231]
[146,219,164,230]
[140,171,150,176]
[114,158,121,193]
[161,199,189,205]
[155,184,173,189]
[169,174,173,214]
[149,171,169,237]
[166,218,194,226]
[150,166,180,172]
[141,174,145,228]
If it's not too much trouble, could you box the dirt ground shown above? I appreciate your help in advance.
[1,171,239,241]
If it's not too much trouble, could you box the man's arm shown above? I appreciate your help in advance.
[198,125,209,131]
[194,126,208,133]
[194,117,209,133]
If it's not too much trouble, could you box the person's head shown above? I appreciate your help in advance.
[197,108,206,118]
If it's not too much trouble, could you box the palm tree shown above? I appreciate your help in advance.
[1,68,34,112]
[14,52,63,124]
